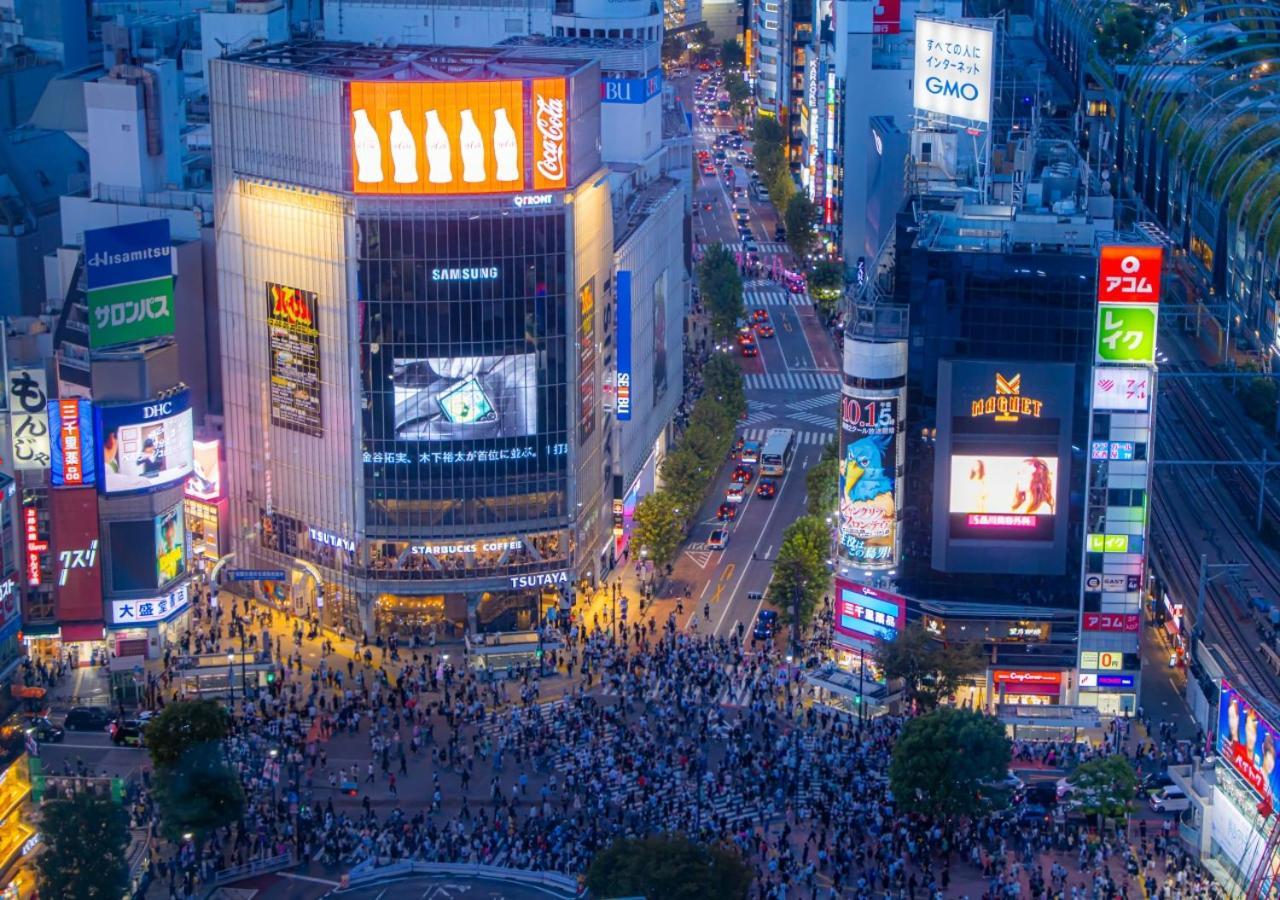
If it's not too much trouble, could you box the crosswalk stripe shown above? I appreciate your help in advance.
[740,428,833,445]
[744,372,841,391]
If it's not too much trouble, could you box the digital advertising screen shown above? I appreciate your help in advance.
[838,390,902,568]
[266,282,322,437]
[186,439,221,501]
[392,354,538,440]
[948,454,1058,536]
[155,505,187,587]
[834,579,904,645]
[48,398,96,487]
[96,390,194,494]
[108,520,154,592]
[577,277,597,443]
[1218,680,1280,811]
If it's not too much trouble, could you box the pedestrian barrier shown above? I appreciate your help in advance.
[203,852,294,894]
[335,861,580,897]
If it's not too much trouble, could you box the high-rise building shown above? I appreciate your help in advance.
[211,43,612,639]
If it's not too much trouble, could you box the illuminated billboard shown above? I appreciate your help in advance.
[48,398,96,487]
[948,455,1058,523]
[577,277,597,442]
[50,487,103,623]
[108,504,185,592]
[834,579,904,645]
[186,439,221,501]
[1218,680,1280,810]
[1096,304,1158,364]
[391,355,538,440]
[350,78,568,196]
[913,19,994,125]
[96,390,194,495]
[1092,367,1151,412]
[1097,245,1162,306]
[838,391,901,567]
[267,283,322,437]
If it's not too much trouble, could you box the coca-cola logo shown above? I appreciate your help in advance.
[535,93,565,183]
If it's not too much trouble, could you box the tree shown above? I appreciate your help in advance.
[662,32,687,63]
[720,38,745,69]
[702,353,746,420]
[806,440,840,517]
[1066,755,1138,822]
[752,119,787,191]
[586,833,751,900]
[152,743,247,841]
[889,707,1012,822]
[145,699,230,769]
[697,244,745,341]
[767,515,831,636]
[36,791,131,900]
[632,490,687,568]
[875,621,985,710]
[784,194,819,259]
[660,446,713,512]
[1097,5,1154,64]
[809,258,844,298]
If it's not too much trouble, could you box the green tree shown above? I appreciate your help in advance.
[806,439,840,517]
[889,707,1012,822]
[660,446,713,509]
[586,833,751,900]
[697,244,745,341]
[768,169,796,215]
[875,621,985,710]
[632,490,687,568]
[752,120,787,190]
[784,194,819,259]
[144,699,230,769]
[662,32,687,62]
[702,353,747,420]
[809,258,844,314]
[36,791,131,900]
[720,38,745,69]
[1097,6,1154,64]
[767,515,832,637]
[152,743,247,841]
[1066,755,1139,822]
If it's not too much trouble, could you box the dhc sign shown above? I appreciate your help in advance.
[601,70,662,105]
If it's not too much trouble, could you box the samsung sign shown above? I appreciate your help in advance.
[83,219,174,290]
[601,70,663,105]
[912,19,994,125]
[431,267,499,282]
[616,270,633,420]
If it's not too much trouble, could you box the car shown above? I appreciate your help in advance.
[740,341,758,357]
[774,225,786,240]
[63,706,112,731]
[1141,772,1177,795]
[726,483,746,503]
[1021,781,1059,808]
[733,435,746,452]
[27,716,64,743]
[752,308,769,323]
[1055,776,1075,800]
[740,440,761,464]
[714,150,726,161]
[110,719,145,748]
[1149,786,1190,813]
[1014,803,1054,826]
[756,324,775,338]
[756,479,777,498]
[737,328,755,345]
[731,466,754,484]
[698,61,712,71]
[708,529,730,550]
[753,609,779,641]
[743,239,759,253]
[717,502,738,521]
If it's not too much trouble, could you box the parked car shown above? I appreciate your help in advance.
[63,706,112,732]
[1149,786,1190,813]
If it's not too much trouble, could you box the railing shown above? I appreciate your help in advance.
[203,852,294,894]
[341,860,579,896]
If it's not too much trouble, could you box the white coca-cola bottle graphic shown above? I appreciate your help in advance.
[424,110,452,184]
[388,109,418,183]
[493,108,519,182]
[458,109,486,183]
[352,109,383,183]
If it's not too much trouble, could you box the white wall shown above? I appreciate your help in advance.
[322,0,553,46]
[601,97,663,166]
[84,60,185,194]
[200,8,288,87]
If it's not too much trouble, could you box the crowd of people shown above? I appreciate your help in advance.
[110,593,1238,900]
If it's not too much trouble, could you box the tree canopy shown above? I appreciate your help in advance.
[144,699,230,769]
[767,515,832,633]
[806,439,839,518]
[784,194,819,259]
[874,621,985,710]
[632,490,687,568]
[889,707,1012,821]
[697,244,745,341]
[586,833,751,900]
[145,699,246,840]
[1066,755,1139,821]
[37,791,131,900]
[720,38,745,68]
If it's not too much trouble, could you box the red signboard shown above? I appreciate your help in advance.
[23,504,45,587]
[1097,246,1163,305]
[57,399,84,485]
[49,487,103,624]
[1082,612,1140,632]
[992,669,1061,686]
[872,0,901,34]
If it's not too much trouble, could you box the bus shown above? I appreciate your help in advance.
[759,428,796,476]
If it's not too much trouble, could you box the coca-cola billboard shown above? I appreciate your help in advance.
[838,388,903,568]
[532,78,568,191]
[50,487,103,624]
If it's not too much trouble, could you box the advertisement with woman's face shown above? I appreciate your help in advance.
[1218,680,1280,808]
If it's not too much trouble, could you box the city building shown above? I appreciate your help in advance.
[210,42,613,639]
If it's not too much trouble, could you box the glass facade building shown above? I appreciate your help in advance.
[211,44,608,638]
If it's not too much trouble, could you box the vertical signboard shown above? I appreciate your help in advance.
[913,19,995,125]
[23,501,45,587]
[48,398,96,487]
[873,0,901,34]
[8,367,49,470]
[50,487,103,623]
[83,220,176,348]
[838,390,901,567]
[532,78,569,192]
[615,271,632,421]
[652,270,668,402]
[577,277,597,442]
[266,283,323,436]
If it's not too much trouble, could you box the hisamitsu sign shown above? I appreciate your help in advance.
[84,220,173,290]
[83,220,176,349]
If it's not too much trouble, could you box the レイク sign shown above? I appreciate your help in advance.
[1097,246,1162,305]
[533,78,568,191]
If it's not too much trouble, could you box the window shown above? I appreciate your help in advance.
[505,18,522,32]
[920,141,932,163]
[623,28,633,38]
[608,28,619,38]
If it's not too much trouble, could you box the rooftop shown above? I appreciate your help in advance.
[223,40,594,80]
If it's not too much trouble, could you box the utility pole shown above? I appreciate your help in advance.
[1194,553,1248,661]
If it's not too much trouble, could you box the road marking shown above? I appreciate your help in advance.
[684,550,713,569]
[277,873,340,886]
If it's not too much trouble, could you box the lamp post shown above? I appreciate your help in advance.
[857,651,866,736]
[227,650,236,709]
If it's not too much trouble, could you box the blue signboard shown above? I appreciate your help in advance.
[616,270,632,421]
[601,70,663,105]
[48,398,97,487]
[84,219,173,290]
[95,389,194,495]
[228,568,288,582]
[1097,674,1135,689]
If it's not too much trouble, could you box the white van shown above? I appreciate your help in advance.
[1149,786,1190,813]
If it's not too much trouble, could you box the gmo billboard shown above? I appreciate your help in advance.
[913,19,995,125]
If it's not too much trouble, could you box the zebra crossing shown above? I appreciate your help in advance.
[743,289,797,307]
[741,427,833,446]
[788,393,838,412]
[790,410,837,429]
[716,241,789,254]
[744,372,841,391]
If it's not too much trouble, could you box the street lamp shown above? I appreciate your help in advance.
[227,651,235,708]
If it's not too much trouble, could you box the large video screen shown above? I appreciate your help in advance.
[393,354,538,441]
[1218,680,1280,809]
[96,390,194,494]
[949,454,1058,520]
[838,391,902,568]
[110,505,186,592]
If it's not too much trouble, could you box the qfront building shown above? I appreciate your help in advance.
[211,43,611,639]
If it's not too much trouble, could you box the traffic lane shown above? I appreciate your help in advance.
[37,734,146,778]
[795,299,841,371]
[770,300,816,370]
[755,319,788,372]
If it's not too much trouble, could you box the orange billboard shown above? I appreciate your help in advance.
[531,78,568,191]
[351,80,528,195]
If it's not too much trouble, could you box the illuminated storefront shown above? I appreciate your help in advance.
[0,729,35,895]
[212,44,611,638]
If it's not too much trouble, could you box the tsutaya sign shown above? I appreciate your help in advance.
[969,372,1044,423]
[308,526,355,553]
[509,571,569,589]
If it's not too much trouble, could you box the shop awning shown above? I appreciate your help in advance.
[9,685,44,699]
[20,623,59,637]
[60,623,105,643]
